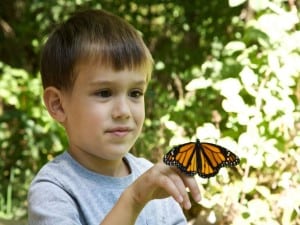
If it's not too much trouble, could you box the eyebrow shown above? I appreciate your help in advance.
[88,80,147,87]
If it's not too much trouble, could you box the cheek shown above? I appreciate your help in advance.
[68,109,106,142]
[68,101,105,128]
[134,104,145,127]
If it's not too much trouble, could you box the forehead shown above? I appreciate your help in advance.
[74,59,148,85]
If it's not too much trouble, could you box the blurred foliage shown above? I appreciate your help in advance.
[0,0,300,224]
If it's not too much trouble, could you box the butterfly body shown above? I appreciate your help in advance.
[163,139,240,178]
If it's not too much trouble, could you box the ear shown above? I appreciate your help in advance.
[43,87,67,123]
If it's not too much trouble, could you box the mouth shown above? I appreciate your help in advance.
[106,127,132,137]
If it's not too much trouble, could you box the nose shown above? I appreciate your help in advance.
[111,96,131,120]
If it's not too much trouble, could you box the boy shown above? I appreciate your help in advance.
[28,9,201,225]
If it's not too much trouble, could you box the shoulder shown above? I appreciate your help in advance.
[30,151,73,185]
[28,151,90,199]
[28,152,83,224]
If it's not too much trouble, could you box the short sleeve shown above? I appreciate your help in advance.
[28,181,83,225]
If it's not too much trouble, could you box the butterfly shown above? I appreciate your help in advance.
[163,139,240,178]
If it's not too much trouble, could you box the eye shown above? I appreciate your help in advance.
[95,89,112,98]
[129,89,144,98]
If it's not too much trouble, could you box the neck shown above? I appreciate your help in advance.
[68,149,131,177]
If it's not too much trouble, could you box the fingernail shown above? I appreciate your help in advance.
[185,201,191,209]
[195,194,201,202]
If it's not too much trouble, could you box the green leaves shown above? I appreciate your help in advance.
[0,0,299,224]
[0,62,66,219]
[152,1,300,224]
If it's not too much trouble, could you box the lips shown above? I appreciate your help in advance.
[106,127,132,137]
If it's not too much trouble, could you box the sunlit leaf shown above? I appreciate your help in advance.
[228,0,247,7]
[224,41,246,55]
[185,77,212,91]
[242,177,257,193]
[217,78,242,98]
[249,0,269,11]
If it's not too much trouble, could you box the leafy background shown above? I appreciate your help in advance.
[0,0,299,224]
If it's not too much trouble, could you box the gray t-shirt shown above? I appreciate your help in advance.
[28,152,187,225]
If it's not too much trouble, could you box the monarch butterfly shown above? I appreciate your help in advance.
[163,139,240,178]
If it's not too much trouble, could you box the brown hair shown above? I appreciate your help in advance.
[40,9,153,91]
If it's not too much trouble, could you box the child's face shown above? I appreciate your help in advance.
[61,61,147,170]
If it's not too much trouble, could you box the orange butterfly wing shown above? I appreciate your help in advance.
[163,142,198,176]
[163,139,240,178]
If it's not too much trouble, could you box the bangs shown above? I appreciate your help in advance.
[78,38,153,81]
